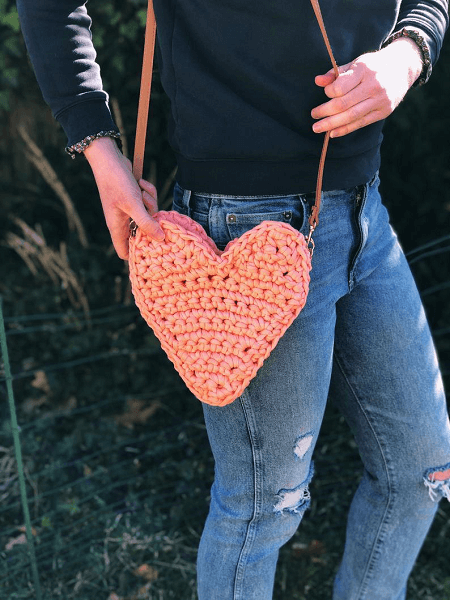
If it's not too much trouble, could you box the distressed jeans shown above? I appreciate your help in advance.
[172,174,450,600]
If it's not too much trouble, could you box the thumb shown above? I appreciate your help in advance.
[131,202,165,242]
[315,62,351,87]
[315,68,337,88]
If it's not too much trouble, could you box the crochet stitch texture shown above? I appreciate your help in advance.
[129,211,311,406]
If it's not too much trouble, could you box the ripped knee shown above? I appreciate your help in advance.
[423,463,450,502]
[273,463,314,515]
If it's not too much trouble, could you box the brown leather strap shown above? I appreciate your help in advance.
[308,0,340,231]
[132,0,157,182]
[309,0,339,77]
[133,0,339,235]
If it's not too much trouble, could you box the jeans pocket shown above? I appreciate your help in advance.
[225,203,306,241]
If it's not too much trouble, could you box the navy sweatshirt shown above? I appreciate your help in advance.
[17,0,448,195]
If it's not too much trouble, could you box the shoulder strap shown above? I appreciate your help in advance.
[132,0,157,182]
[308,0,339,236]
[132,0,339,237]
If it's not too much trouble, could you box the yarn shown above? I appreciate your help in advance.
[129,210,311,406]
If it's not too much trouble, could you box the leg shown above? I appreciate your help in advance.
[171,184,358,599]
[196,315,331,600]
[330,178,450,599]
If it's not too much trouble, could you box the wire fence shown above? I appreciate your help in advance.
[1,236,450,599]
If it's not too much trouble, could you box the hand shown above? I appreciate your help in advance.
[83,137,164,260]
[311,37,423,138]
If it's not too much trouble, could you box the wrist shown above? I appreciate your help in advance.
[386,37,423,88]
[65,130,121,159]
[83,136,133,189]
[381,28,432,86]
[83,135,121,165]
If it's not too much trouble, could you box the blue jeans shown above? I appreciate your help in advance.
[171,176,450,600]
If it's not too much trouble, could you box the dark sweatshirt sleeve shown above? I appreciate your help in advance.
[391,0,448,64]
[16,0,119,148]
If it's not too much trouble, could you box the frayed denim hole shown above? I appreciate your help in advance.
[423,463,450,502]
[273,462,315,515]
[293,432,314,461]
[273,484,311,515]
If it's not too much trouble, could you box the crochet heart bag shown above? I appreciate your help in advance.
[128,0,338,406]
[129,211,311,406]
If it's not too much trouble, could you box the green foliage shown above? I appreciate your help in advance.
[0,0,20,31]
[0,0,151,114]
[0,1,24,111]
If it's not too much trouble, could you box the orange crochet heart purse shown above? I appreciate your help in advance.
[129,211,312,406]
[128,0,339,406]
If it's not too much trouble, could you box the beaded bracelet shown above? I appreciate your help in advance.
[65,130,121,159]
[381,28,432,86]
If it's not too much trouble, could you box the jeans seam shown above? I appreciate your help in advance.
[233,390,263,600]
[182,187,192,217]
[333,350,397,600]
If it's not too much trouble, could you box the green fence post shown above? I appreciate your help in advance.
[0,297,43,600]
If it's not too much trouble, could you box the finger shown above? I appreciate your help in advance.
[311,85,364,121]
[110,216,134,260]
[315,62,352,89]
[323,64,363,99]
[329,109,382,138]
[138,178,158,200]
[312,97,379,135]
[142,190,158,215]
[315,71,337,88]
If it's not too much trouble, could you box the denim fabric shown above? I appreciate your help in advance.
[171,176,450,600]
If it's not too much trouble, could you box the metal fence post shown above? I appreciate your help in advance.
[0,297,43,600]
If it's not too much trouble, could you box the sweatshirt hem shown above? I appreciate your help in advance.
[175,149,381,196]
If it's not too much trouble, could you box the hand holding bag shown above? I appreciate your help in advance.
[128,0,339,406]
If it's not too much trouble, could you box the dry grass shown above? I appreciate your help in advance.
[110,97,129,160]
[4,217,89,318]
[17,124,88,248]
